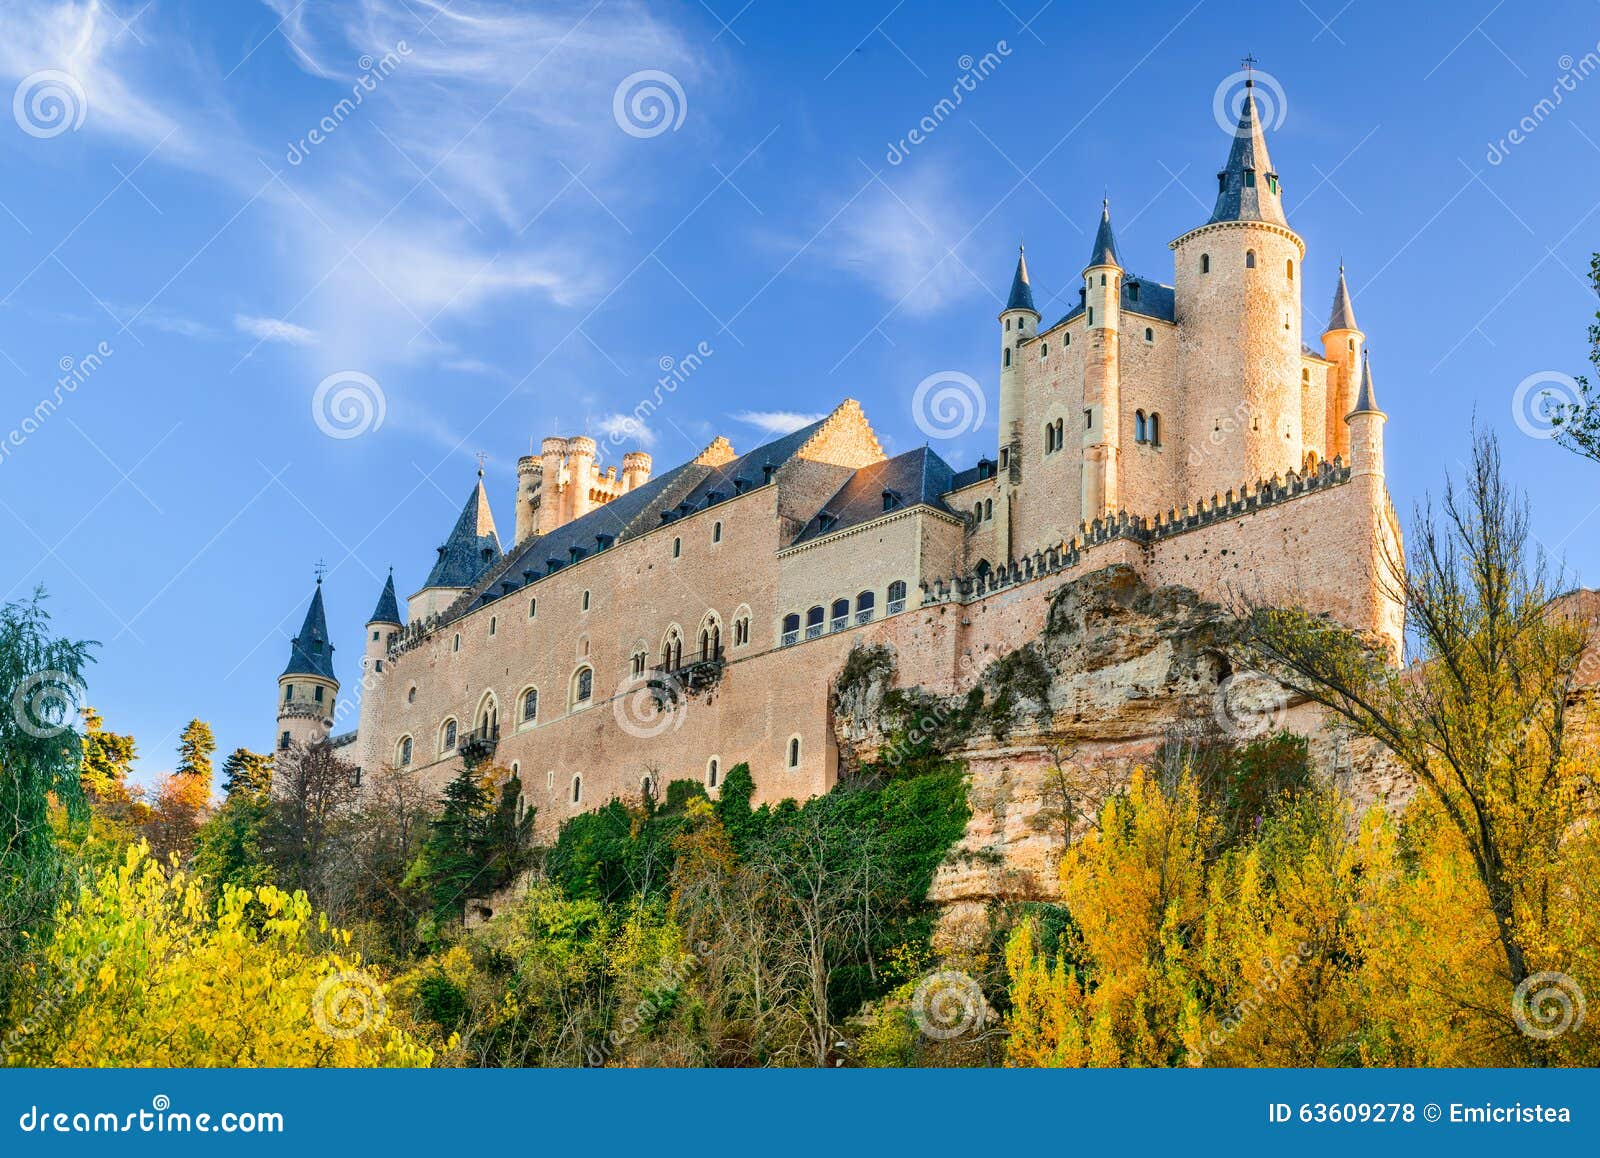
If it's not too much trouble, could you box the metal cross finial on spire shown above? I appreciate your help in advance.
[475,450,489,477]
[1241,52,1258,85]
[313,558,328,584]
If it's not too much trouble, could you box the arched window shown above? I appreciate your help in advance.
[781,612,801,646]
[855,590,875,624]
[397,736,413,767]
[407,685,416,704]
[528,597,537,619]
[713,520,723,543]
[672,536,681,558]
[285,684,294,702]
[830,598,850,632]
[1286,258,1294,280]
[581,590,591,611]
[1003,347,1011,367]
[733,610,751,646]
[1005,317,1011,331]
[1041,342,1048,358]
[440,719,457,753]
[1135,410,1147,442]
[787,736,801,769]
[571,774,582,804]
[805,605,825,640]
[1054,418,1064,450]
[661,627,683,670]
[1144,327,1153,343]
[984,498,993,520]
[699,616,722,661]
[1200,253,1210,274]
[707,757,720,788]
[571,666,593,707]
[1245,250,1256,269]
[520,687,539,726]
[452,633,460,652]
[887,580,908,614]
[1148,412,1161,445]
[1044,421,1054,453]
[973,502,982,521]
[1302,368,1310,385]
[489,615,497,636]
[475,692,498,738]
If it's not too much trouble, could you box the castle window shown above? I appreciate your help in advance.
[984,498,993,520]
[973,502,982,521]
[1135,410,1147,442]
[280,731,291,752]
[372,629,379,642]
[489,615,497,636]
[397,736,413,767]
[707,757,720,788]
[547,769,554,791]
[1348,338,1355,353]
[1245,250,1256,269]
[1005,317,1010,331]
[375,660,383,673]
[830,598,850,633]
[1041,342,1048,358]
[1063,331,1070,346]
[1245,169,1256,187]
[887,580,908,615]
[855,591,875,624]
[998,448,1009,470]
[805,606,825,640]
[1054,418,1064,450]
[1201,253,1210,274]
[528,598,537,619]
[285,684,293,702]
[407,685,416,704]
[1149,413,1161,445]
[1044,421,1055,453]
[1128,282,1139,302]
[1004,347,1011,367]
[1087,307,1094,325]
[581,590,591,612]
[441,719,457,753]
[787,736,801,769]
[453,633,461,652]
[1099,273,1106,286]
[1144,327,1153,343]
[314,685,324,703]
[631,649,647,677]
[572,775,582,804]
[1085,408,1093,430]
[713,521,723,543]
[521,687,539,725]
[735,614,750,645]
[672,537,682,558]
[781,613,800,647]
[571,666,593,707]
[1286,258,1294,280]
[661,628,683,670]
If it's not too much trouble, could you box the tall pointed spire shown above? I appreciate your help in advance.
[367,569,401,626]
[1326,264,1358,332]
[1348,349,1382,417]
[422,475,502,589]
[1208,78,1286,226]
[1087,199,1122,269]
[282,579,336,679]
[1004,245,1037,313]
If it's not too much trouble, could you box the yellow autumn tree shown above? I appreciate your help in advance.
[5,844,433,1067]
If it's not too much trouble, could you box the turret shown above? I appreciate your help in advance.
[1321,265,1364,464]
[622,450,652,491]
[1081,201,1123,519]
[536,437,565,535]
[407,471,502,621]
[996,245,1038,557]
[357,570,402,770]
[1346,349,1385,480]
[277,577,338,755]
[515,454,541,545]
[1172,72,1305,503]
[567,436,597,522]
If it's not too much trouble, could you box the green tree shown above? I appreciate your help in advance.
[176,718,215,782]
[79,707,136,806]
[1550,253,1600,463]
[193,748,274,892]
[219,747,271,797]
[408,766,534,926]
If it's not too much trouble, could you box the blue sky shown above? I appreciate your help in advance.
[1,0,1597,782]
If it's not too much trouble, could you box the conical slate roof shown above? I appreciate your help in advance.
[1087,201,1121,268]
[282,581,336,680]
[1005,247,1037,313]
[1349,350,1382,417]
[367,571,401,625]
[1208,82,1287,226]
[1326,265,1358,332]
[422,476,502,589]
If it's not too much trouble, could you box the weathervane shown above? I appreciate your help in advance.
[313,558,328,583]
[475,450,489,477]
[1241,53,1258,83]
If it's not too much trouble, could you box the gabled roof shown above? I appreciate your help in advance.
[1051,274,1176,328]
[1209,82,1287,226]
[1326,265,1358,333]
[282,582,336,680]
[1005,247,1037,314]
[1087,201,1122,269]
[422,476,502,590]
[367,571,401,626]
[791,446,957,545]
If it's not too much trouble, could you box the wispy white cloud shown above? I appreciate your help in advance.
[597,412,656,448]
[732,410,824,436]
[110,303,218,339]
[234,314,317,346]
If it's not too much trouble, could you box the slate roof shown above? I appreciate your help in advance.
[1087,202,1122,268]
[1326,266,1358,332]
[1005,248,1037,313]
[677,417,829,512]
[948,461,991,491]
[1349,350,1381,415]
[282,582,336,680]
[422,477,502,590]
[791,446,957,545]
[367,572,401,625]
[1209,83,1287,226]
[1051,274,1176,328]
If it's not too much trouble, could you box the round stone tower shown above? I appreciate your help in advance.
[1081,202,1123,520]
[1321,265,1364,465]
[536,436,566,535]
[276,577,338,755]
[566,436,597,522]
[996,244,1038,559]
[622,450,652,491]
[515,454,541,544]
[1173,78,1305,503]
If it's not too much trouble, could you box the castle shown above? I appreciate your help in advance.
[274,80,1404,832]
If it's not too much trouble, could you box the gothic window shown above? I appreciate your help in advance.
[1148,412,1161,445]
[733,609,751,646]
[521,687,539,725]
[1063,331,1070,345]
[1087,307,1094,325]
[787,736,802,769]
[441,719,457,753]
[1044,422,1055,453]
[1245,250,1256,269]
[973,502,982,521]
[781,613,801,646]
[661,627,683,670]
[707,757,720,788]
[571,666,593,707]
[887,580,908,614]
[572,774,582,804]
[1135,410,1147,442]
[1099,273,1106,286]
[1005,317,1010,331]
[1201,253,1210,274]
[397,736,413,767]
